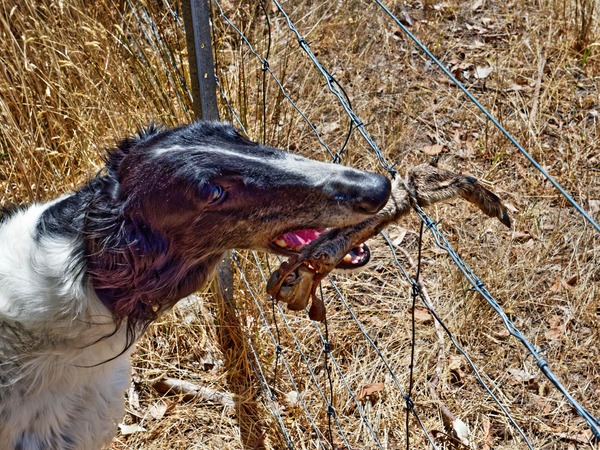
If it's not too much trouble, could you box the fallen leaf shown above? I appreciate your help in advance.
[492,328,510,339]
[320,122,340,135]
[422,144,445,155]
[555,429,593,444]
[508,368,533,383]
[545,315,566,340]
[284,391,300,408]
[532,395,552,414]
[474,66,493,79]
[412,307,434,324]
[472,0,484,11]
[387,226,408,248]
[148,401,177,420]
[550,276,576,294]
[449,355,468,383]
[566,275,578,286]
[453,417,470,445]
[549,275,562,293]
[453,129,463,146]
[514,76,529,85]
[502,230,535,242]
[118,423,146,435]
[356,382,385,401]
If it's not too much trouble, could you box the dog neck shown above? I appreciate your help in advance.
[85,218,224,333]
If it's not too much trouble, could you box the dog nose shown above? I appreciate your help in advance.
[332,170,391,214]
[354,173,392,214]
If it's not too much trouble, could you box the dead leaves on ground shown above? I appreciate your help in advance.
[355,382,385,402]
[544,314,570,340]
[549,274,579,294]
[408,305,435,324]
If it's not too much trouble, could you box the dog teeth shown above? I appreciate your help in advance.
[275,238,287,247]
[343,254,352,263]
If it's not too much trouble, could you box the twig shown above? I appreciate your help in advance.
[152,376,235,409]
[529,25,552,128]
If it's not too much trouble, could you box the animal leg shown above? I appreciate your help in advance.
[267,162,510,321]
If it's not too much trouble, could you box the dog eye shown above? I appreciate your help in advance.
[209,185,225,204]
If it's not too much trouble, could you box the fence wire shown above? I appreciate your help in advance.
[119,0,600,447]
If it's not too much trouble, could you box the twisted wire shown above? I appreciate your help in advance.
[259,0,599,441]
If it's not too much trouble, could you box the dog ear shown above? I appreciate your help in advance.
[104,124,165,175]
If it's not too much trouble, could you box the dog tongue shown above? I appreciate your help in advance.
[278,229,323,248]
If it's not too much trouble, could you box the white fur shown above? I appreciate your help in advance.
[0,202,132,449]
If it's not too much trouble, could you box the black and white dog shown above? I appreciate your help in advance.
[0,122,391,449]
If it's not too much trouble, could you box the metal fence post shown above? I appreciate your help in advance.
[182,0,235,342]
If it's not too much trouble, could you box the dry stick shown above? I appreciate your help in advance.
[152,376,235,409]
[529,24,552,129]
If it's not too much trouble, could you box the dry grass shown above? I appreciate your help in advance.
[1,0,600,449]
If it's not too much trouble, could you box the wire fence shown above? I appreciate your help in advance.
[116,0,600,448]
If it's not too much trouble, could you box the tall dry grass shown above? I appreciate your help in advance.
[1,0,599,449]
[0,0,190,204]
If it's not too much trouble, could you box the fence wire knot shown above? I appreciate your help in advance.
[410,280,420,297]
[323,342,331,353]
[327,404,335,417]
[404,395,414,411]
[352,118,364,128]
[297,37,309,47]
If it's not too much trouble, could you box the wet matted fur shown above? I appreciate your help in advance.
[0,121,392,449]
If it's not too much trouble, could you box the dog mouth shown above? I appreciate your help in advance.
[272,228,370,269]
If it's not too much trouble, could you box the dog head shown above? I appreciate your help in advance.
[108,122,390,265]
[86,122,390,330]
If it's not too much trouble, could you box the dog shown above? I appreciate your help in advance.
[0,121,392,449]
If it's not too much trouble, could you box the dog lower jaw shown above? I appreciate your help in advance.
[269,230,371,270]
